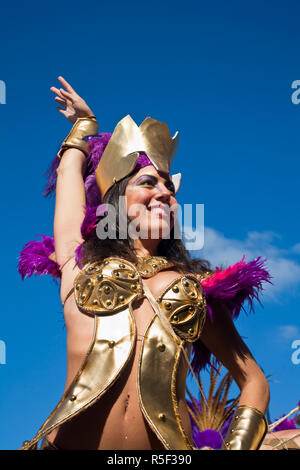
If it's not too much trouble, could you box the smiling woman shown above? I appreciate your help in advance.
[125,168,177,241]
[18,76,272,451]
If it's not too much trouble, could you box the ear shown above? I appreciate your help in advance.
[171,173,181,195]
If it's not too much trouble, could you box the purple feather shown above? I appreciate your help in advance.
[75,243,84,267]
[75,204,99,265]
[194,429,223,449]
[187,398,235,449]
[75,204,100,266]
[83,133,112,171]
[273,417,297,431]
[18,235,61,280]
[43,133,112,201]
[202,256,272,319]
[191,256,272,373]
[84,174,102,207]
[17,205,101,280]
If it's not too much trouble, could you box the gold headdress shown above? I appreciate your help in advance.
[95,114,181,198]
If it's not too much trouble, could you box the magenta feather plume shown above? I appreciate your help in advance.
[202,255,272,320]
[18,235,61,280]
[191,256,272,373]
[17,205,101,280]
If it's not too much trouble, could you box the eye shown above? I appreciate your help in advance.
[134,175,175,194]
[138,176,156,187]
[166,181,175,194]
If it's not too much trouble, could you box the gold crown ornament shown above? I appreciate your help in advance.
[95,115,181,198]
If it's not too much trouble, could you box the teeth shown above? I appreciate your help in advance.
[149,206,167,211]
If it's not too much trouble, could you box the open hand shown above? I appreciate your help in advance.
[50,76,95,123]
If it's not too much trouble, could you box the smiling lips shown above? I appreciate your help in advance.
[148,204,171,218]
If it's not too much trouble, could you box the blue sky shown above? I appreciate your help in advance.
[0,0,300,449]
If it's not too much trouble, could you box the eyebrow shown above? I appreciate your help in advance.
[131,174,173,186]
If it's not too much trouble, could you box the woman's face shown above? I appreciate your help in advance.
[125,165,178,240]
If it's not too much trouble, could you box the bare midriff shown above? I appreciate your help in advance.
[47,268,194,450]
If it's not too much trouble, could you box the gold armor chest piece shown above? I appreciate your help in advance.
[74,256,207,343]
[21,256,209,451]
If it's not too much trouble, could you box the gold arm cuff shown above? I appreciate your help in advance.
[57,117,99,159]
[222,405,268,450]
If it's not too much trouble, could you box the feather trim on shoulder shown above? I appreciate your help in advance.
[18,205,100,280]
[201,256,272,320]
[191,256,272,373]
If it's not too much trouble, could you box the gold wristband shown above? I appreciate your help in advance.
[57,117,99,159]
[222,405,268,450]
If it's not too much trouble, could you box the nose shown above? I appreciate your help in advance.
[154,182,172,201]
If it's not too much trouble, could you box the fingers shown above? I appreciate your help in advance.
[50,86,64,99]
[58,76,77,95]
[50,78,77,104]
[50,85,74,102]
[50,85,74,112]
[54,96,67,107]
[60,88,75,102]
[57,107,67,117]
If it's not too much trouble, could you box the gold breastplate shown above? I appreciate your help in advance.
[20,256,208,451]
[74,257,207,342]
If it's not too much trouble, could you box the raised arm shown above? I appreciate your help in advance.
[50,77,98,300]
[54,148,87,268]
